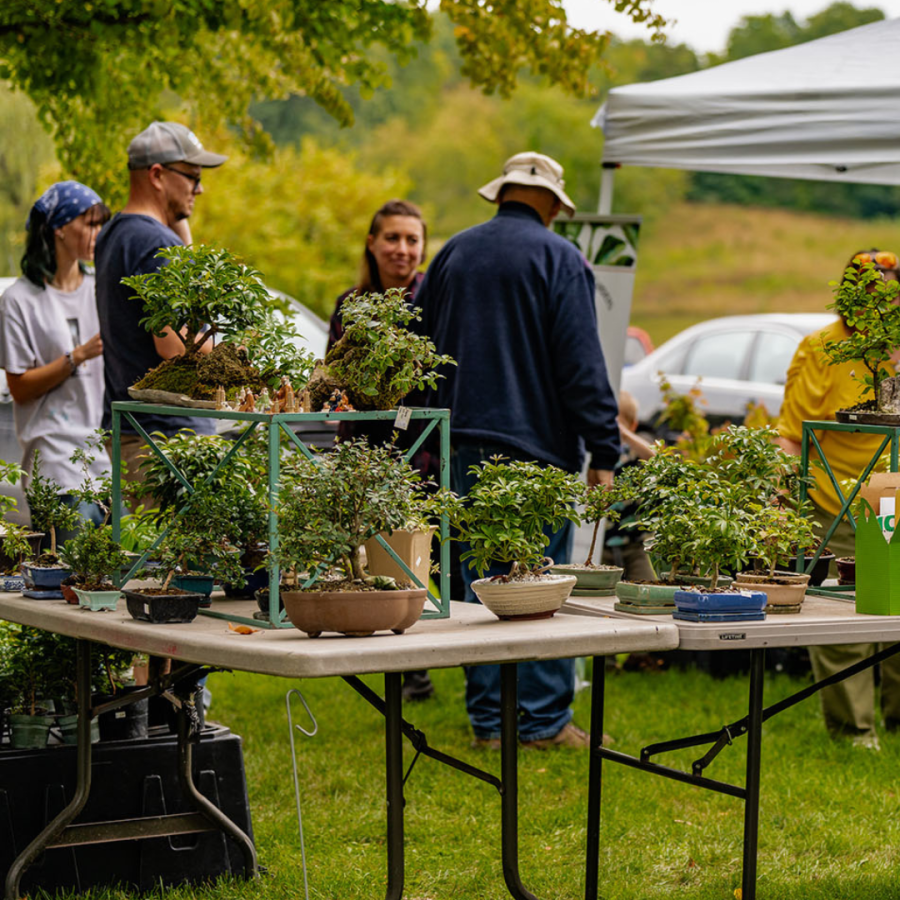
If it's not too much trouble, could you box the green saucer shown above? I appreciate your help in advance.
[570,588,617,597]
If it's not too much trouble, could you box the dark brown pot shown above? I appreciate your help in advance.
[836,556,856,585]
[282,588,427,637]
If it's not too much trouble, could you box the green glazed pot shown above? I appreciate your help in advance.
[549,564,623,595]
[73,587,122,612]
[659,571,733,589]
[615,581,686,606]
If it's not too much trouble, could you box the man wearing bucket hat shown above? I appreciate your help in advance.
[95,122,228,484]
[415,151,620,750]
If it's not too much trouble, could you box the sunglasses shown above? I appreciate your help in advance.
[161,164,202,192]
[852,250,898,269]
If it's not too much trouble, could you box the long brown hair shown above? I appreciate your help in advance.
[357,199,427,292]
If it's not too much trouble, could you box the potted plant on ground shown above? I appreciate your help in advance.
[306,289,455,411]
[21,451,79,597]
[821,259,900,421]
[121,244,315,405]
[274,438,431,637]
[436,457,584,620]
[549,482,625,594]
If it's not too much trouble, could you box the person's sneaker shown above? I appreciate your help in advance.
[402,670,435,702]
[521,722,600,750]
[471,736,502,750]
[851,732,881,751]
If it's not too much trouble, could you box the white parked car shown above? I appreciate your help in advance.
[621,313,837,432]
[0,275,329,521]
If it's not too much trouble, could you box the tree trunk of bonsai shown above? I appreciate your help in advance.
[348,548,366,582]
[879,373,900,414]
[584,520,600,568]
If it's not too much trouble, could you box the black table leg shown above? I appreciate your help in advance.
[385,672,404,900]
[500,663,538,900]
[4,639,94,900]
[584,656,605,900]
[741,648,765,900]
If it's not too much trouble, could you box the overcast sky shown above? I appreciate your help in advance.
[564,0,900,52]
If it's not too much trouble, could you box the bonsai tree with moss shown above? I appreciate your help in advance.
[437,457,584,580]
[308,289,455,410]
[59,526,130,591]
[275,438,430,586]
[121,244,314,400]
[24,451,80,559]
[821,260,900,412]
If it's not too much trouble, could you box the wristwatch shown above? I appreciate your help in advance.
[64,350,77,375]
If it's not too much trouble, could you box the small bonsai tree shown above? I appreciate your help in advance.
[580,483,623,568]
[275,438,430,585]
[59,526,130,590]
[309,289,455,410]
[821,260,900,411]
[121,244,314,397]
[751,503,818,580]
[437,457,584,580]
[24,451,80,558]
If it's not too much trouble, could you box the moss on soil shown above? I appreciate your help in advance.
[134,343,268,400]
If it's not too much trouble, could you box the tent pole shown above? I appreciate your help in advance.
[598,163,618,214]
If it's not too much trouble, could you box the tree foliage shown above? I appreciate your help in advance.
[0,0,666,205]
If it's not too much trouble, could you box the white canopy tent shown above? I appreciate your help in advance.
[592,17,900,210]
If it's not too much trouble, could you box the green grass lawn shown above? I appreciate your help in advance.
[46,659,900,900]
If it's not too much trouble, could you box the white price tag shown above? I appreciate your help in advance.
[394,406,412,430]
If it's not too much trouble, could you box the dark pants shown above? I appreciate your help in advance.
[451,439,575,741]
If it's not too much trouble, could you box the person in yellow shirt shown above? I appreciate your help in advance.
[777,249,900,750]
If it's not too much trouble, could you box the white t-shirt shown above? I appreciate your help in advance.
[0,273,109,491]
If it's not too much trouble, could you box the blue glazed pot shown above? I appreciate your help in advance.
[673,588,767,613]
[21,563,72,598]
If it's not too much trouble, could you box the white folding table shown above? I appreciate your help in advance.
[0,594,678,900]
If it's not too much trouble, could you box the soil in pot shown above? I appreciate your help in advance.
[471,573,576,620]
[282,587,427,637]
[123,588,202,624]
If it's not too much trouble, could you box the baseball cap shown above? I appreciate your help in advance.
[127,122,228,170]
[478,152,576,217]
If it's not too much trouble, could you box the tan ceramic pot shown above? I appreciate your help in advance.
[733,570,810,613]
[282,587,427,637]
[364,527,437,588]
[472,574,577,620]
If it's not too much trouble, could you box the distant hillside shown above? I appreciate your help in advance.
[630,202,900,345]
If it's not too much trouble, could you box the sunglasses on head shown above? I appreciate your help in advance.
[852,250,899,270]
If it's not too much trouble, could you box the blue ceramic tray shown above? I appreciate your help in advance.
[22,589,64,600]
[674,609,767,622]
[673,588,767,613]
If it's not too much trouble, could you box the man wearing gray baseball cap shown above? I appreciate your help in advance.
[94,122,227,485]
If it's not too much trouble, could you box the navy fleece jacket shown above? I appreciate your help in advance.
[414,202,619,473]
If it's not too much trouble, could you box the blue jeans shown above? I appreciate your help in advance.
[451,440,576,741]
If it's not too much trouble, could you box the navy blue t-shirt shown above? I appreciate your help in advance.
[414,202,619,473]
[94,213,213,436]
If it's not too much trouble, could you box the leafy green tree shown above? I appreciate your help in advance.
[0,1,666,204]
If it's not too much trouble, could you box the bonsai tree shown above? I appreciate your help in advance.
[308,289,455,410]
[59,525,130,590]
[275,438,430,585]
[751,503,818,580]
[24,451,80,558]
[121,244,314,399]
[821,260,900,411]
[437,457,584,580]
[579,483,623,568]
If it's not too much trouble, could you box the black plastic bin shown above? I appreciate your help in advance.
[0,723,253,894]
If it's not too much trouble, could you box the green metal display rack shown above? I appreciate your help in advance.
[110,401,451,628]
[799,419,900,598]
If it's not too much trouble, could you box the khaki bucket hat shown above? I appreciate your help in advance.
[478,152,576,217]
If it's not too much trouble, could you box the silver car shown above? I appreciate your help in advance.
[0,275,329,522]
[621,313,837,431]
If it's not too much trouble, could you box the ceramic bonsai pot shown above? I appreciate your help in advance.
[281,587,427,637]
[836,556,856,585]
[60,576,81,604]
[0,573,26,593]
[658,571,734,589]
[471,574,576,620]
[123,589,203,624]
[364,527,437,589]
[732,570,810,614]
[20,562,72,599]
[254,586,284,616]
[73,587,122,612]
[615,581,689,605]
[549,564,623,595]
[172,574,215,607]
[783,549,835,587]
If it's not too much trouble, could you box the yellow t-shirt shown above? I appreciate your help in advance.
[777,319,894,517]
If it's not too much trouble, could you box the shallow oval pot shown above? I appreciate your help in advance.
[282,588,427,637]
[615,581,688,606]
[123,589,202,624]
[549,564,623,595]
[74,587,122,612]
[733,570,810,613]
[472,574,576,620]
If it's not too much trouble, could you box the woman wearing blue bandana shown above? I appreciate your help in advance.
[0,181,111,524]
